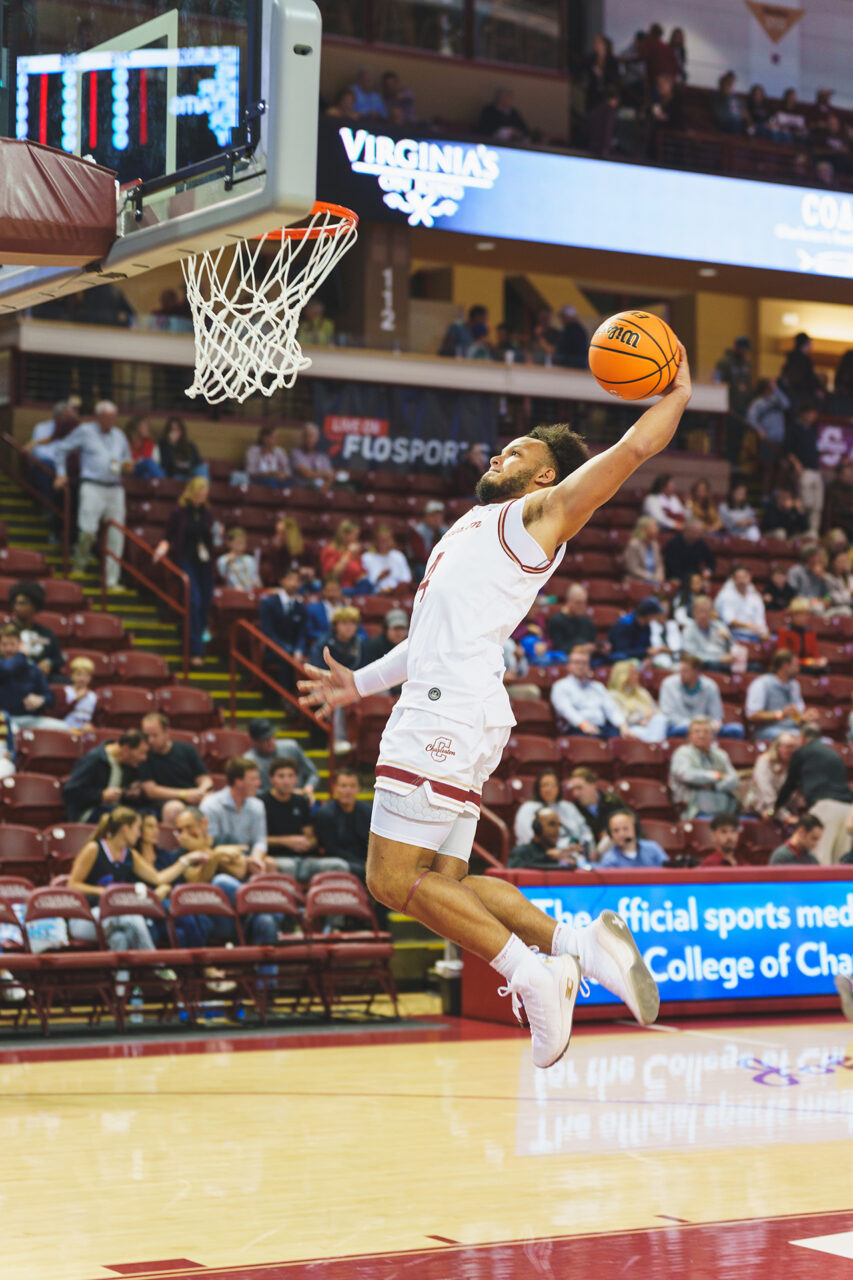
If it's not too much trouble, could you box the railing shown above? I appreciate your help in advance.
[0,433,71,573]
[100,520,190,680]
[473,804,509,871]
[229,619,335,792]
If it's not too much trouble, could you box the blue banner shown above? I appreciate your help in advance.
[521,880,853,1003]
[319,120,853,280]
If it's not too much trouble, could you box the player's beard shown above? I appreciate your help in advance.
[475,465,537,504]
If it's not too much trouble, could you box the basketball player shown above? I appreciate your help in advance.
[299,346,692,1067]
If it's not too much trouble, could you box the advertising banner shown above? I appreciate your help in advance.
[520,879,853,1006]
[318,119,853,279]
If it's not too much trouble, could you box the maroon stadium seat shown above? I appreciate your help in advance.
[71,612,128,652]
[113,650,173,689]
[16,728,82,778]
[43,823,97,873]
[199,728,253,771]
[0,825,49,883]
[155,686,221,730]
[96,685,156,728]
[1,775,64,828]
[613,776,675,821]
[0,547,48,579]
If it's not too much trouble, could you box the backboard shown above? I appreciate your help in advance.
[0,0,320,312]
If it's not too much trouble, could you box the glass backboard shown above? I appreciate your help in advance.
[0,0,320,311]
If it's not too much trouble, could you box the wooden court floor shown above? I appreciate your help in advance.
[2,1004,853,1280]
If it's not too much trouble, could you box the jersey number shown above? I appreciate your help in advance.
[416,552,444,601]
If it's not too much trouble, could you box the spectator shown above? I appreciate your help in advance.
[746,379,789,488]
[296,300,335,349]
[290,422,334,488]
[477,88,530,142]
[712,71,745,133]
[23,401,79,507]
[763,561,796,613]
[126,416,164,479]
[509,807,585,870]
[159,417,206,480]
[564,768,622,852]
[411,501,448,572]
[769,813,823,865]
[585,82,622,157]
[823,461,853,542]
[455,442,489,497]
[744,84,782,140]
[9,581,63,676]
[659,654,743,737]
[834,349,853,403]
[599,809,667,868]
[669,715,740,819]
[138,712,214,827]
[606,660,667,743]
[362,523,413,595]
[491,322,526,365]
[643,22,679,81]
[745,650,807,741]
[546,583,598,657]
[364,607,408,670]
[513,769,593,854]
[762,486,809,539]
[245,715,319,798]
[303,577,345,652]
[217,526,261,591]
[622,516,665,585]
[776,598,827,668]
[686,479,723,535]
[774,87,809,141]
[642,473,686,530]
[700,814,753,867]
[245,426,291,489]
[0,623,66,731]
[57,656,98,732]
[551,647,629,739]
[63,728,149,821]
[825,549,853,616]
[584,33,618,110]
[153,477,214,668]
[780,334,823,407]
[668,27,687,81]
[312,768,373,880]
[52,400,131,590]
[260,514,304,587]
[608,597,668,662]
[200,757,267,869]
[744,730,799,817]
[554,306,589,369]
[259,565,309,665]
[647,73,683,148]
[325,86,359,121]
[518,611,564,668]
[663,518,716,582]
[646,596,682,668]
[788,543,830,610]
[680,595,739,670]
[785,401,824,534]
[718,481,761,541]
[260,759,337,880]
[308,606,365,673]
[714,566,768,644]
[320,519,366,590]
[776,723,853,863]
[439,306,488,359]
[349,69,386,118]
[528,306,561,366]
[714,336,753,462]
[672,571,706,626]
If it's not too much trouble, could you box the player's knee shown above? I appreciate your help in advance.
[365,862,392,906]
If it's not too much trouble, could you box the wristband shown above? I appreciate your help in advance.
[353,638,409,698]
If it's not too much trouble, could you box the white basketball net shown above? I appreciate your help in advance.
[181,202,358,405]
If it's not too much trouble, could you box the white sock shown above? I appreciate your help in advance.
[490,933,529,980]
[551,921,586,960]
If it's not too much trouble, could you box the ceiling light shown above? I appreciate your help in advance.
[475,240,495,251]
[698,267,717,277]
[782,312,800,326]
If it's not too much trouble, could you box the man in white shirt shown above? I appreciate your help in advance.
[52,401,131,590]
[714,565,768,643]
[362,524,413,595]
[551,647,631,738]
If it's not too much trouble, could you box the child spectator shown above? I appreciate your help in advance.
[218,527,261,591]
[58,656,98,732]
[763,562,796,613]
[126,416,164,479]
[776,599,827,668]
[245,426,291,488]
[718,481,761,540]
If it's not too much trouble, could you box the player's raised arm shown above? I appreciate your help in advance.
[528,344,692,555]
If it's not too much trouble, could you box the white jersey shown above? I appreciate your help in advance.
[398,494,565,728]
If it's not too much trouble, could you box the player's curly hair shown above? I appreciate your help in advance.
[527,423,589,485]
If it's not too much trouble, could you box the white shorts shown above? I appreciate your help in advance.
[373,704,511,819]
[370,787,479,861]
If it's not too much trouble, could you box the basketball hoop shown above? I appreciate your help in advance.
[181,201,358,405]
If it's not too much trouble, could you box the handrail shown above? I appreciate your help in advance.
[229,619,335,792]
[474,803,509,870]
[100,520,190,680]
[0,433,70,573]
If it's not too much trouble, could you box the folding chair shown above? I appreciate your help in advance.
[303,883,398,1018]
[24,886,117,1032]
[168,882,270,1023]
[0,897,40,1027]
[98,884,189,1028]
[0,824,49,883]
[235,881,318,1019]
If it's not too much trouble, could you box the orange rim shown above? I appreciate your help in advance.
[259,200,358,242]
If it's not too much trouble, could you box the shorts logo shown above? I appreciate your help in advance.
[425,736,455,762]
[428,687,441,701]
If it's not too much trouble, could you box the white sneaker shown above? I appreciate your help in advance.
[500,951,582,1069]
[836,974,853,1022]
[578,910,659,1025]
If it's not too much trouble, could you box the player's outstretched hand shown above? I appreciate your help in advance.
[661,341,692,402]
[297,647,359,720]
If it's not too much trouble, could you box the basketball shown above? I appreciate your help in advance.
[588,310,680,401]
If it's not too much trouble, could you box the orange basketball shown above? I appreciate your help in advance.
[588,310,680,401]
